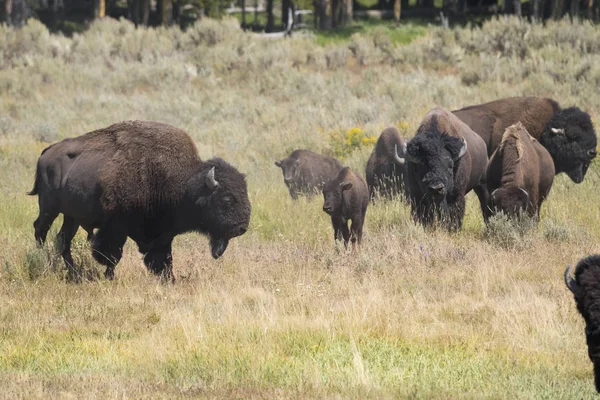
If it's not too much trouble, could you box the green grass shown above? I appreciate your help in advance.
[315,20,430,46]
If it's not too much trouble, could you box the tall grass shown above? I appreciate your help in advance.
[0,16,599,398]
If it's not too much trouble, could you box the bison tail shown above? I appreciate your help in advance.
[27,168,39,196]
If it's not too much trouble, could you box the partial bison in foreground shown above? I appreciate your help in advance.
[486,122,555,219]
[29,120,251,282]
[275,149,343,200]
[453,96,597,183]
[322,167,369,250]
[565,255,600,393]
[365,126,406,200]
[404,108,489,230]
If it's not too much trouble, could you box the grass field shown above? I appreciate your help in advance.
[1,16,600,398]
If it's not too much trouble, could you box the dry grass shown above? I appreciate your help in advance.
[1,16,599,398]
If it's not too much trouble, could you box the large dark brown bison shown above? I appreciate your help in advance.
[29,120,251,282]
[404,108,489,230]
[453,96,597,183]
[565,255,600,393]
[275,149,343,200]
[365,126,406,200]
[322,167,369,249]
[486,122,555,219]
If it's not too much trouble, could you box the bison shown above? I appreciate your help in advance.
[322,167,369,249]
[486,122,555,219]
[453,96,597,184]
[403,108,489,230]
[365,126,406,200]
[564,255,600,393]
[275,149,343,200]
[29,120,251,282]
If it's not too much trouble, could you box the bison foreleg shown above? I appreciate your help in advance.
[350,215,364,250]
[57,216,81,282]
[142,240,175,283]
[446,196,466,231]
[473,184,492,224]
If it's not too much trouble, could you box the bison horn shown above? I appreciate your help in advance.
[491,188,498,202]
[458,138,468,159]
[551,128,565,135]
[207,167,219,189]
[518,187,530,202]
[394,144,406,165]
[564,264,583,297]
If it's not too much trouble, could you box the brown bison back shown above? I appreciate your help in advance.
[453,96,559,156]
[96,121,202,212]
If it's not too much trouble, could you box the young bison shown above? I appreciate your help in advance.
[486,122,555,219]
[322,167,369,249]
[404,108,488,230]
[565,255,600,393]
[365,126,406,200]
[275,149,343,200]
[453,96,597,184]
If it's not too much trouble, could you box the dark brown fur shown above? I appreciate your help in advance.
[453,96,597,183]
[404,108,489,229]
[365,126,406,200]
[275,149,343,200]
[322,167,369,249]
[486,122,555,219]
[29,120,251,282]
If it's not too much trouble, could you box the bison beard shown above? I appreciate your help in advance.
[210,236,229,259]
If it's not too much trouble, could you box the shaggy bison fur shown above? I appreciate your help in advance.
[275,149,343,200]
[404,108,489,230]
[322,167,369,249]
[29,120,251,282]
[365,126,406,200]
[486,122,555,219]
[565,255,600,393]
[453,96,597,184]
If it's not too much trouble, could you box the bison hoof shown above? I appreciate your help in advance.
[104,267,115,281]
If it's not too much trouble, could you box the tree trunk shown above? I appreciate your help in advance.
[141,0,149,25]
[11,0,25,26]
[394,0,401,21]
[570,0,580,16]
[93,0,106,18]
[282,0,289,29]
[319,0,332,29]
[242,0,247,29]
[161,0,172,25]
[266,0,274,31]
[532,0,540,19]
[587,0,594,18]
[339,0,352,25]
[513,0,521,15]
[3,0,13,24]
[552,0,565,18]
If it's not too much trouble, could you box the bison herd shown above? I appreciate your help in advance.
[28,96,600,391]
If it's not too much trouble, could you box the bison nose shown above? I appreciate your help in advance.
[323,205,332,213]
[238,226,247,235]
[588,149,597,158]
[429,183,445,195]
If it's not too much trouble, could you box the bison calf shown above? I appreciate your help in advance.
[275,149,343,200]
[486,122,554,219]
[365,126,406,200]
[565,255,600,393]
[322,167,369,249]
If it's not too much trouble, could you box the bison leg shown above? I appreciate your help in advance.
[413,200,435,227]
[57,217,82,282]
[350,215,364,250]
[446,196,466,231]
[33,211,58,246]
[142,240,175,283]
[91,221,127,280]
[473,184,492,223]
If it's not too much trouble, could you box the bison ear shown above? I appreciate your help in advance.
[275,161,282,168]
[340,182,353,191]
[457,138,468,159]
[206,167,219,190]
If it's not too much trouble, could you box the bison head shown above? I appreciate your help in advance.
[190,158,251,259]
[490,186,530,217]
[405,131,467,205]
[322,179,352,216]
[275,157,300,184]
[541,107,597,184]
[565,255,600,393]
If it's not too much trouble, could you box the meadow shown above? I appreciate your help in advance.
[1,16,600,398]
